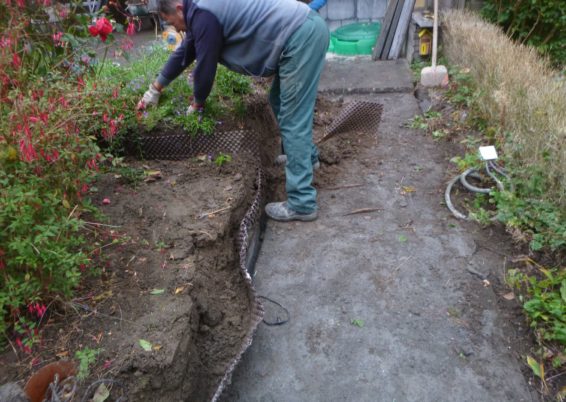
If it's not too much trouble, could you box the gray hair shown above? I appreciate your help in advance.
[158,0,181,15]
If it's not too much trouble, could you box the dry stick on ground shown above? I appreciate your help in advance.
[321,183,365,191]
[82,222,122,228]
[344,207,383,216]
[197,205,232,219]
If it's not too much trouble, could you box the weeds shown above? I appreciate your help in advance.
[214,153,232,167]
[506,258,566,394]
[75,347,101,380]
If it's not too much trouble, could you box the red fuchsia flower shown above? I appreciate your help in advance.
[19,139,37,162]
[86,159,98,170]
[12,53,21,69]
[0,36,11,48]
[44,149,59,163]
[58,7,69,19]
[126,21,136,36]
[36,304,47,319]
[52,31,63,47]
[109,119,119,136]
[88,17,113,42]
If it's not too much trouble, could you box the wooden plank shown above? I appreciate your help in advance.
[381,0,406,59]
[372,0,400,60]
[388,0,416,59]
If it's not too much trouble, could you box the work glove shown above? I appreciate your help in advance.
[186,103,204,122]
[137,84,161,110]
[186,103,204,115]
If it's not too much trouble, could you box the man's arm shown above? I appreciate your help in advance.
[156,37,196,88]
[137,37,196,109]
[191,9,223,106]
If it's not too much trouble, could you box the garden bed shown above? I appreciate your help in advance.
[0,95,365,401]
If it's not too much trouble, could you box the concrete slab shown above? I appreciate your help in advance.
[319,58,414,94]
[221,60,536,402]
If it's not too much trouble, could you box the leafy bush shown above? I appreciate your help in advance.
[507,264,566,345]
[0,1,126,349]
[481,0,566,67]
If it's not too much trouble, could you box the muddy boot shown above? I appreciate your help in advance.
[265,201,318,222]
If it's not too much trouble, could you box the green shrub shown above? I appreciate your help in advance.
[507,265,566,345]
[0,2,121,350]
[481,0,566,67]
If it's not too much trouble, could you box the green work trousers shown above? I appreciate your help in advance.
[269,11,329,214]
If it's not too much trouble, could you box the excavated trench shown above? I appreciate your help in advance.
[106,99,281,401]
[105,97,382,401]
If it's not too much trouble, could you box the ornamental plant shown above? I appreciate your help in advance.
[0,0,132,350]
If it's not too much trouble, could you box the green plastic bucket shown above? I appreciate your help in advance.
[329,22,381,55]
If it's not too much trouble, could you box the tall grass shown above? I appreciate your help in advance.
[442,10,566,209]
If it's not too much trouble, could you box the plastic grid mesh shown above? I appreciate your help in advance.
[321,100,383,143]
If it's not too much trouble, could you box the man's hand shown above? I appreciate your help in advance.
[186,103,204,115]
[137,84,161,110]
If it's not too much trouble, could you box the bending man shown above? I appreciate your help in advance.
[138,0,329,222]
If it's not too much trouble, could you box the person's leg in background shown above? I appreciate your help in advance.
[265,12,329,221]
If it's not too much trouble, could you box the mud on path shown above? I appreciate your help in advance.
[0,96,365,401]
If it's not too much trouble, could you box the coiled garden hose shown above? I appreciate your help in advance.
[445,160,511,220]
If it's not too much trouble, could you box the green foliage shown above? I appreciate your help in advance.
[507,266,566,345]
[449,153,481,171]
[214,153,232,167]
[0,172,89,337]
[407,111,441,130]
[445,65,482,108]
[75,347,101,380]
[481,0,566,67]
[493,187,566,252]
[0,3,108,345]
[96,46,252,137]
[0,1,105,79]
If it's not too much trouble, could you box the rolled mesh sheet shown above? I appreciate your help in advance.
[319,100,383,143]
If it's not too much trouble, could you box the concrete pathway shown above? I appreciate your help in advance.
[221,59,536,402]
